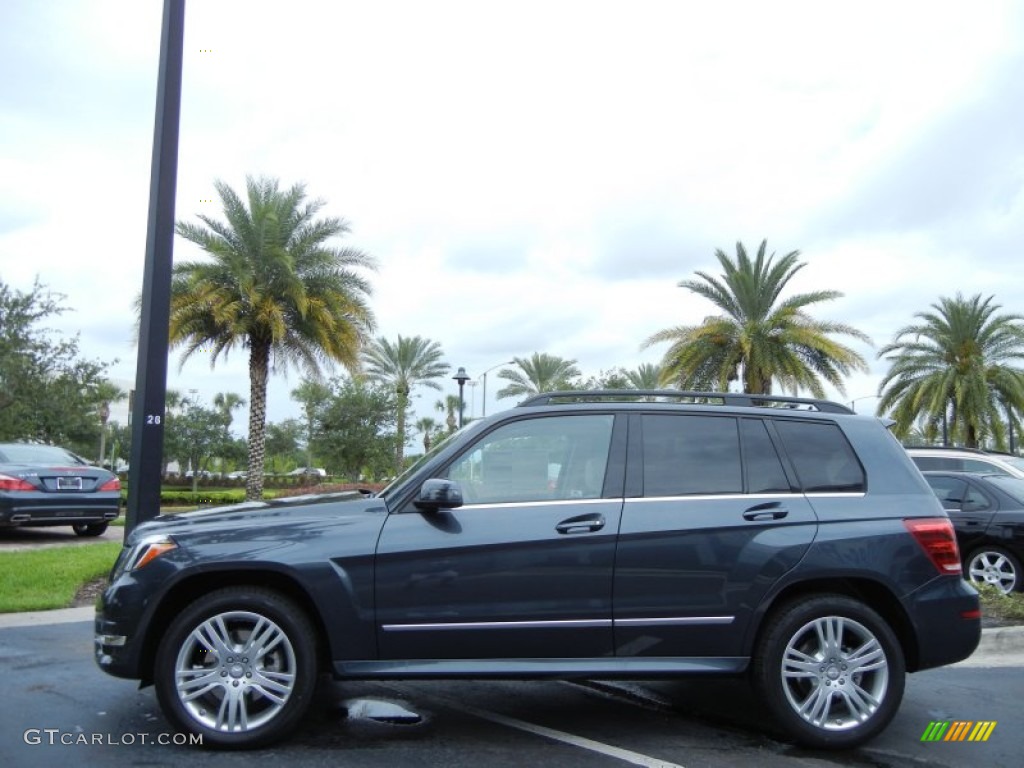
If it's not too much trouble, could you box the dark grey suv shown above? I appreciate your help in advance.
[94,391,980,750]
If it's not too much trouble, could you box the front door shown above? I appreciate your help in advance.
[375,412,624,660]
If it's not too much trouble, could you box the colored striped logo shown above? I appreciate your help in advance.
[921,721,997,742]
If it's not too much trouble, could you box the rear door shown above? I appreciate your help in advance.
[612,414,818,659]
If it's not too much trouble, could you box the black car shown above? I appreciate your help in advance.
[0,442,121,536]
[922,470,1024,594]
[95,391,980,750]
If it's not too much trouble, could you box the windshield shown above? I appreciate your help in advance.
[378,420,488,500]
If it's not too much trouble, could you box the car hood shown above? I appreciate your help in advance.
[127,490,386,544]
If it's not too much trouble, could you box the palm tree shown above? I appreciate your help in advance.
[362,335,450,471]
[414,416,439,452]
[172,176,376,500]
[93,380,126,466]
[436,395,461,433]
[212,391,246,429]
[877,294,1024,449]
[643,240,870,396]
[496,353,581,400]
[625,363,663,390]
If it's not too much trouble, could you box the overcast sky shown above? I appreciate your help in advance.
[2,0,1023,436]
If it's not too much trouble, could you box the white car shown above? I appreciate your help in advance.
[907,447,1024,478]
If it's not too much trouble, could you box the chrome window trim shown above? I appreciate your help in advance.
[459,498,619,510]
[625,493,798,503]
[624,491,865,502]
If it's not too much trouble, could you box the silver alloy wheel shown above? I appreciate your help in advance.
[779,615,889,731]
[968,550,1018,594]
[174,610,298,733]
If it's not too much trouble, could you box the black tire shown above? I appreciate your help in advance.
[966,546,1022,594]
[752,595,905,750]
[154,587,318,749]
[72,522,108,537]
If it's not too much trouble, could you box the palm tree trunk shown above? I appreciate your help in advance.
[98,427,107,467]
[395,386,408,473]
[246,342,271,501]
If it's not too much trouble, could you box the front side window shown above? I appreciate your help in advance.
[641,415,742,496]
[444,414,614,504]
[774,420,866,493]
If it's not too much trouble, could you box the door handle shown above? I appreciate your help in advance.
[743,510,789,521]
[743,502,788,522]
[556,514,605,534]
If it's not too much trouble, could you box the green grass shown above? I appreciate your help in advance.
[977,583,1024,621]
[0,542,122,612]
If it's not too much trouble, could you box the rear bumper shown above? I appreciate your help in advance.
[909,576,981,671]
[0,496,121,526]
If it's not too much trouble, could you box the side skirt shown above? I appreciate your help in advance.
[333,656,749,679]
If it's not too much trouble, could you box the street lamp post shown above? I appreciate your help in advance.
[453,367,470,428]
[848,395,879,413]
[480,360,514,417]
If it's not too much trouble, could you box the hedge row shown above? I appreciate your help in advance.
[123,482,387,508]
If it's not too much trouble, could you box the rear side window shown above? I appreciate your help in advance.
[961,459,1011,476]
[740,419,791,493]
[642,415,741,496]
[774,420,865,493]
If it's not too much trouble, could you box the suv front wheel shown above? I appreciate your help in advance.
[154,587,318,749]
[752,595,905,750]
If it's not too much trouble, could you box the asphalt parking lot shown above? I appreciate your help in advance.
[1,605,1022,768]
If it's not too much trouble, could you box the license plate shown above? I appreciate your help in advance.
[57,477,83,490]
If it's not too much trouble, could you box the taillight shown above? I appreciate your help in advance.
[904,518,962,575]
[99,477,121,491]
[0,473,36,491]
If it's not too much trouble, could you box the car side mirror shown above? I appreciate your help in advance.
[413,478,464,511]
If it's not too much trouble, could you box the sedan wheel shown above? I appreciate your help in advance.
[967,547,1021,594]
[753,595,905,749]
[154,588,317,749]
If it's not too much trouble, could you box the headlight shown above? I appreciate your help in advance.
[113,535,177,579]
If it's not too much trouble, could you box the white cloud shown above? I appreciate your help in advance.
[1,0,1023,437]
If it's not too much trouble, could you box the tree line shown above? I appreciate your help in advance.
[4,176,1022,498]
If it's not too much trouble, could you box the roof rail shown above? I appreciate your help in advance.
[903,445,1006,455]
[516,390,854,414]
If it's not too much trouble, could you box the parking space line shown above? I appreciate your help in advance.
[424,692,685,768]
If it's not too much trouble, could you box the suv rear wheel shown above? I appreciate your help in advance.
[154,587,318,749]
[752,595,905,749]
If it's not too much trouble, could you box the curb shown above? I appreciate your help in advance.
[0,605,94,629]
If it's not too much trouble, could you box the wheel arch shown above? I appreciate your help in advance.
[137,568,331,684]
[747,577,920,672]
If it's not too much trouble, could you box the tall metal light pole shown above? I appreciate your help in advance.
[480,360,513,417]
[126,0,186,536]
[848,395,879,413]
[453,367,470,428]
